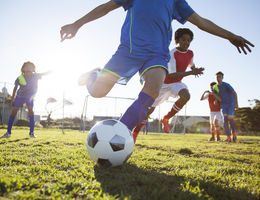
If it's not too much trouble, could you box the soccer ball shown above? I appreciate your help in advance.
[86,119,134,167]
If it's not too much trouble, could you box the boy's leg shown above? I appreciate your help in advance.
[208,113,215,141]
[215,112,222,141]
[4,107,19,137]
[27,107,35,134]
[132,107,155,143]
[208,124,215,141]
[162,89,190,133]
[79,69,118,98]
[223,115,231,142]
[215,122,221,141]
[229,116,237,142]
[120,67,166,131]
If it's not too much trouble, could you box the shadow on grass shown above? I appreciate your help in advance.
[94,156,257,200]
[0,137,29,145]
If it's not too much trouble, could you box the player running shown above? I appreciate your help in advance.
[132,28,204,142]
[200,82,222,141]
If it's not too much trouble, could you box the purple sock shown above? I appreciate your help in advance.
[29,115,35,134]
[224,116,230,137]
[7,115,16,134]
[120,92,154,131]
[229,118,236,134]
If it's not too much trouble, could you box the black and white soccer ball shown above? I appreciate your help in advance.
[86,119,134,167]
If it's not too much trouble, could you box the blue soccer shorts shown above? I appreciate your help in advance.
[221,104,235,116]
[13,96,34,108]
[104,45,168,85]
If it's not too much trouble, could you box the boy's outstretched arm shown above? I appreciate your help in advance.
[187,13,254,54]
[200,91,209,101]
[168,67,204,80]
[60,0,120,42]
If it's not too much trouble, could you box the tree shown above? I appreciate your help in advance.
[235,99,260,134]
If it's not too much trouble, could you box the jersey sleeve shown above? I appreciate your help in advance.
[14,78,19,86]
[35,73,42,80]
[189,50,194,67]
[226,83,234,92]
[204,93,209,99]
[173,0,195,24]
[114,0,133,11]
[168,49,177,73]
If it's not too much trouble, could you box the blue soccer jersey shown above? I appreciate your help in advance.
[15,73,41,98]
[215,82,235,106]
[114,0,195,57]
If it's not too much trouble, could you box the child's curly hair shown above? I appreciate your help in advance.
[21,62,36,74]
[175,28,194,42]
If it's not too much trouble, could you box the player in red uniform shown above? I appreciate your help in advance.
[201,82,222,141]
[132,28,204,142]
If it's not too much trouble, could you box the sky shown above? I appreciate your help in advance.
[0,0,259,121]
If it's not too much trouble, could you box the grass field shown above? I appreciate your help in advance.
[0,128,259,200]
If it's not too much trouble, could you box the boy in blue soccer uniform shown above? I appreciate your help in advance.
[60,0,253,134]
[2,62,49,138]
[214,71,238,142]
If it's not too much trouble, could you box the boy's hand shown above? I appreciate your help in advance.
[229,35,254,54]
[60,23,79,42]
[192,67,204,77]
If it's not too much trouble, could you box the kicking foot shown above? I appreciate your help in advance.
[208,137,215,141]
[216,136,221,142]
[161,118,170,133]
[78,68,101,86]
[2,132,11,138]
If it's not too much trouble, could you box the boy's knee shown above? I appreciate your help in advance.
[179,90,190,103]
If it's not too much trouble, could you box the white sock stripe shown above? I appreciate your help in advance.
[173,104,181,111]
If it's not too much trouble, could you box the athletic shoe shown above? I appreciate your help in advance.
[132,122,145,143]
[232,135,237,143]
[132,131,138,144]
[208,137,215,141]
[78,68,101,86]
[216,136,221,142]
[29,133,37,138]
[223,137,231,142]
[161,118,170,133]
[2,132,11,138]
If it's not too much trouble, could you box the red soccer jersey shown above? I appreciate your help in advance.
[208,93,221,112]
[164,48,194,84]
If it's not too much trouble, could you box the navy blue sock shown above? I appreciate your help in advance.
[29,115,35,134]
[120,92,154,131]
[229,118,236,134]
[224,116,230,137]
[7,115,15,134]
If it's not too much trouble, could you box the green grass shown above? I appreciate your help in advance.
[0,129,259,200]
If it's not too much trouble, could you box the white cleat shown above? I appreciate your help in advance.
[29,133,37,138]
[1,132,11,138]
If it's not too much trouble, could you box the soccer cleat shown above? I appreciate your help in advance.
[161,118,170,133]
[132,122,145,143]
[29,133,37,138]
[2,132,11,138]
[216,136,221,142]
[208,137,215,141]
[78,68,101,86]
[132,131,138,144]
[223,136,231,142]
[232,135,237,143]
